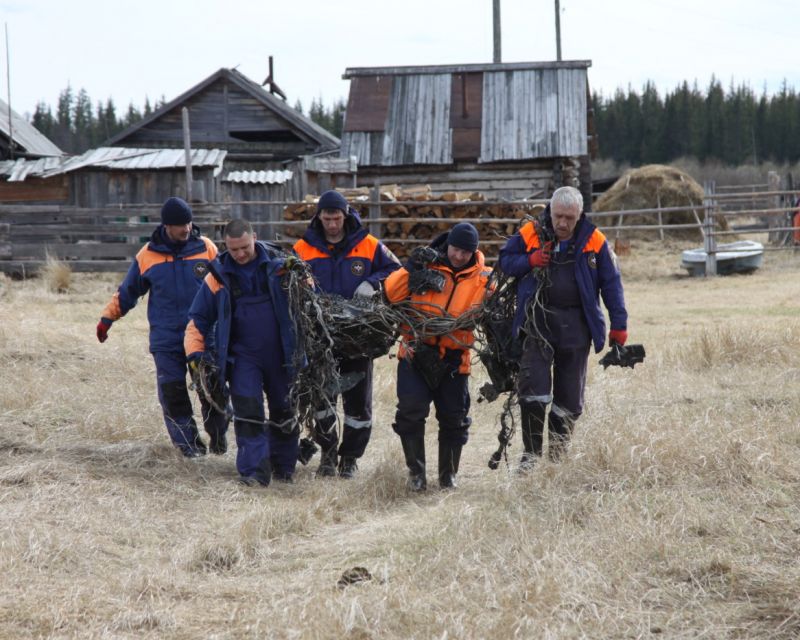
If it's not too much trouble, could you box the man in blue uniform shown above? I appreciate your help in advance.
[96,197,227,458]
[293,190,400,479]
[498,187,629,468]
[185,219,302,486]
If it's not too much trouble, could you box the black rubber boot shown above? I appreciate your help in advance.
[400,436,426,491]
[519,401,547,471]
[438,442,462,489]
[316,447,338,478]
[338,456,358,479]
[548,412,575,462]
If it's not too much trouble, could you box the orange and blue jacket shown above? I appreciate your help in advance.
[101,225,218,352]
[293,207,400,297]
[498,208,627,353]
[383,233,492,375]
[184,242,300,382]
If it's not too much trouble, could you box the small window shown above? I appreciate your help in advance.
[228,130,302,143]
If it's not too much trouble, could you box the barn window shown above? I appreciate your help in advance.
[228,130,303,143]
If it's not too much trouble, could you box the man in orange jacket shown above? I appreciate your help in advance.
[383,223,491,490]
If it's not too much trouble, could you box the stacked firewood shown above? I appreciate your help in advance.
[282,185,543,260]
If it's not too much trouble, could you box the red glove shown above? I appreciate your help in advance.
[609,329,627,346]
[528,242,552,269]
[96,318,112,343]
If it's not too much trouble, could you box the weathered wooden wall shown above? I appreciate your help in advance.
[118,80,318,159]
[0,176,69,203]
[356,158,582,200]
[341,65,589,167]
[480,68,587,161]
[67,168,219,207]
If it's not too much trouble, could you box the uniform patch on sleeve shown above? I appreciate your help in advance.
[193,261,209,278]
[587,252,597,269]
[351,260,366,276]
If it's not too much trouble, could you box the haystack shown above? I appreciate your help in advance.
[594,165,725,239]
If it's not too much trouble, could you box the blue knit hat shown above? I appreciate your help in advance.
[161,197,193,225]
[316,190,348,214]
[448,222,479,253]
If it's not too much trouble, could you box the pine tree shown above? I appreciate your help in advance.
[73,88,94,152]
[53,85,74,152]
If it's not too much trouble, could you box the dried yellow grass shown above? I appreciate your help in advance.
[41,253,73,293]
[0,247,799,638]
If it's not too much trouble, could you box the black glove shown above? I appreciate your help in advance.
[408,268,446,294]
[407,246,440,271]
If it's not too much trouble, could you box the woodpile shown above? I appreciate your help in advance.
[282,185,544,259]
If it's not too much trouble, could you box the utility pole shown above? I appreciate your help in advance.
[5,23,13,160]
[493,0,501,63]
[555,0,562,61]
[182,107,193,202]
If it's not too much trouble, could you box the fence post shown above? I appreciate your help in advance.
[703,180,717,277]
[767,171,780,244]
[369,179,382,239]
[182,107,193,203]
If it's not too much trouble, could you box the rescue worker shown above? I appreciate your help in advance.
[498,186,628,469]
[185,219,303,486]
[383,222,491,491]
[293,190,400,479]
[96,196,227,458]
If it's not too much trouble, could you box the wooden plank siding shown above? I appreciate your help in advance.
[0,176,69,202]
[482,69,558,161]
[382,74,452,166]
[117,77,320,158]
[450,73,483,160]
[341,131,384,167]
[343,76,392,132]
[341,64,589,170]
[66,168,219,208]
[357,159,560,200]
[557,69,588,157]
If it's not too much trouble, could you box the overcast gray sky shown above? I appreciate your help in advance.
[3,0,798,119]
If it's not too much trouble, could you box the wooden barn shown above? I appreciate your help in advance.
[340,60,594,203]
[105,68,340,168]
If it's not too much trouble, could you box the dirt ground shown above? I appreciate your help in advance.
[1,237,799,639]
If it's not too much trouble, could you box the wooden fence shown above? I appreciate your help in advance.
[0,189,797,275]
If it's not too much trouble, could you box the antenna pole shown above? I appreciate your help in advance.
[5,23,13,159]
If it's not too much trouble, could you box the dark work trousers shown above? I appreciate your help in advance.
[153,350,228,455]
[229,291,297,482]
[392,357,472,446]
[518,245,591,417]
[313,356,373,458]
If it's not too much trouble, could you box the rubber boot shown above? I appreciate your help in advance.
[438,442,462,489]
[518,401,547,472]
[400,435,426,491]
[316,447,338,478]
[548,411,575,462]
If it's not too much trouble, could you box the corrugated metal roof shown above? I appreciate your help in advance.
[0,98,63,158]
[341,61,589,166]
[223,169,293,184]
[0,156,63,181]
[0,147,227,182]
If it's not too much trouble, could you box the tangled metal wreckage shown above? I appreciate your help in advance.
[191,235,644,471]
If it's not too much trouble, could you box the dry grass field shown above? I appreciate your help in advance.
[1,239,799,639]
